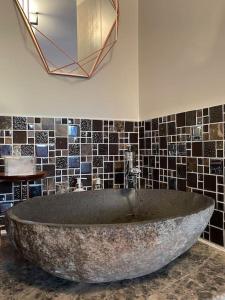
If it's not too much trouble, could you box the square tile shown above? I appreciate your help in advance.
[13,131,26,144]
[13,117,26,130]
[0,116,12,130]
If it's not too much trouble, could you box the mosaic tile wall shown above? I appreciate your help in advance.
[139,105,225,248]
[0,116,139,226]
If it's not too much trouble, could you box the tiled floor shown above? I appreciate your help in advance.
[0,236,225,300]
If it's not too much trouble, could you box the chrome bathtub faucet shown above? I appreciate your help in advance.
[125,146,141,189]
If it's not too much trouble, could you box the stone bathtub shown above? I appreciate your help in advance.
[6,189,214,283]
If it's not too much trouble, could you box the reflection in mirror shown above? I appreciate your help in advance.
[15,0,119,77]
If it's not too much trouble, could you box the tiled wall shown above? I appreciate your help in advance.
[1,108,224,249]
[139,105,225,248]
[0,116,139,225]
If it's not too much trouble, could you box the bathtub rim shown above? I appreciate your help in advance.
[6,189,215,228]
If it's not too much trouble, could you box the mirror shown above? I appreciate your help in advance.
[15,0,119,78]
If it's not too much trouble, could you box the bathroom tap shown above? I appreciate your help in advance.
[94,176,102,190]
[125,145,141,189]
[74,177,87,192]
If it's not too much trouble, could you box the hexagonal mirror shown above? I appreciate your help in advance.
[14,0,119,78]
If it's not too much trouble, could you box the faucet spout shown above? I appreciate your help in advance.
[125,146,141,189]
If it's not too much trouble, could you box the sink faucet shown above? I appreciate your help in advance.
[125,145,141,189]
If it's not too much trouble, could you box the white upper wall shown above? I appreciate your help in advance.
[0,0,139,120]
[139,0,225,121]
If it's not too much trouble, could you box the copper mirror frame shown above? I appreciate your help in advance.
[14,0,119,78]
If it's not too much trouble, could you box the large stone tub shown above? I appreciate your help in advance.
[6,189,214,283]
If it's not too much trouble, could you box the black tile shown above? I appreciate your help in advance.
[203,108,208,116]
[192,142,203,157]
[153,181,159,189]
[0,182,12,193]
[168,157,176,170]
[176,113,185,127]
[35,118,41,123]
[13,131,26,144]
[186,110,196,126]
[204,142,216,157]
[125,121,134,132]
[93,120,103,131]
[177,143,186,156]
[168,178,176,190]
[109,144,118,155]
[204,175,216,192]
[160,137,167,149]
[160,157,167,169]
[177,164,186,179]
[93,156,103,168]
[210,210,223,228]
[153,169,159,181]
[152,118,158,130]
[145,138,151,149]
[109,133,118,143]
[159,124,167,136]
[139,139,144,150]
[145,121,151,131]
[98,144,108,155]
[142,167,148,179]
[139,127,144,138]
[210,227,224,246]
[168,122,176,135]
[56,138,68,150]
[115,173,124,184]
[43,164,55,176]
[187,173,197,188]
[130,133,138,144]
[104,180,113,189]
[177,179,186,191]
[209,105,223,123]
[104,162,113,173]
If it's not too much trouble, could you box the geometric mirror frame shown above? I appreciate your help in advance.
[14,0,119,78]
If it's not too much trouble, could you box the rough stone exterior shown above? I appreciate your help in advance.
[6,190,214,283]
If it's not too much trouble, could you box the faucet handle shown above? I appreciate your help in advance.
[131,167,141,174]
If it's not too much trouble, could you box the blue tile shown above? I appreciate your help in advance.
[68,125,79,137]
[81,162,92,174]
[0,195,5,202]
[0,145,12,157]
[36,145,48,157]
[0,202,13,214]
[29,185,42,198]
[69,157,80,168]
[6,194,13,201]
